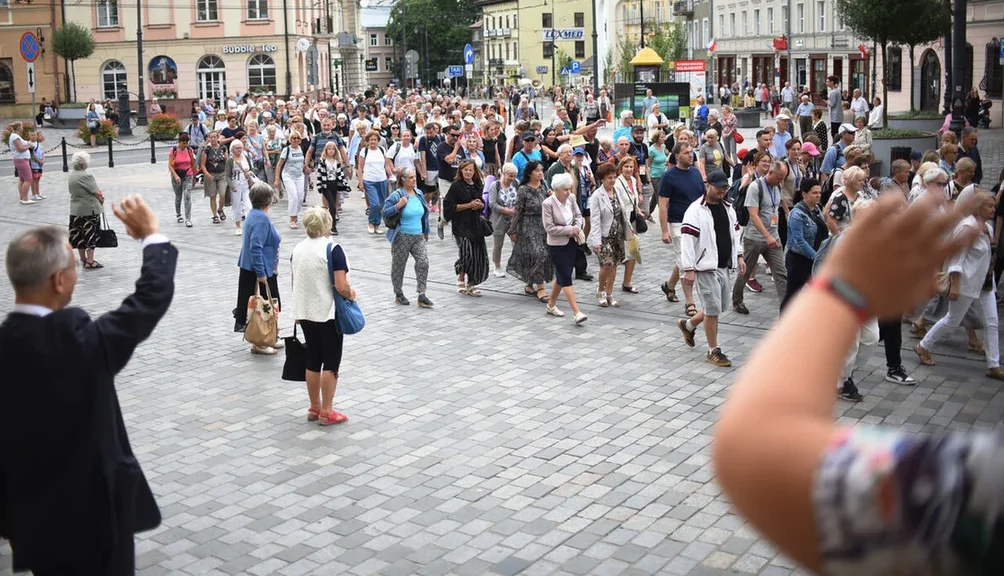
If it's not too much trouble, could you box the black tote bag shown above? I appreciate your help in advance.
[281,324,307,382]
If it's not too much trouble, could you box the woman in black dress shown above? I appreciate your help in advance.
[481,121,506,178]
[507,160,555,301]
[443,159,490,296]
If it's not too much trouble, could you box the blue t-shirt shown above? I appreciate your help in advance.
[658,166,705,223]
[399,195,425,235]
[512,148,543,180]
[612,126,632,143]
[330,244,348,271]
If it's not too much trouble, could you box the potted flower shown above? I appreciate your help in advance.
[77,119,116,144]
[147,113,182,141]
[152,88,178,100]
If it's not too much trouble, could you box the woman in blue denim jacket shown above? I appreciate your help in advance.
[234,181,283,353]
[781,177,828,310]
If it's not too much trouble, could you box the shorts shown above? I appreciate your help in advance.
[424,169,438,187]
[32,169,43,180]
[204,171,228,198]
[437,178,452,202]
[13,159,31,183]
[695,268,732,317]
[669,223,684,260]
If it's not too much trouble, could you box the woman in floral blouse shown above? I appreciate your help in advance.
[715,190,1000,576]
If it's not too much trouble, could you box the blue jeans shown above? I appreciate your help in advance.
[364,180,388,227]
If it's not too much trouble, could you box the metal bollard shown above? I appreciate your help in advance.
[61,137,69,172]
[150,137,156,164]
[107,138,114,168]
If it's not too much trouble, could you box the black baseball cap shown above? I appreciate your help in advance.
[707,170,729,189]
[521,130,536,141]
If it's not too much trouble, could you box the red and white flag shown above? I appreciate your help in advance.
[706,38,717,52]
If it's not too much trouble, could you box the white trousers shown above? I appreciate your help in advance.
[231,179,251,224]
[283,172,305,218]
[842,318,880,381]
[921,290,1000,369]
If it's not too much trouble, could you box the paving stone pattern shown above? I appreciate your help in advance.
[1,143,1003,576]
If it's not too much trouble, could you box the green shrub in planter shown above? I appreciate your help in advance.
[888,110,943,120]
[60,102,88,109]
[148,113,182,139]
[2,122,34,145]
[77,119,116,142]
[873,128,933,139]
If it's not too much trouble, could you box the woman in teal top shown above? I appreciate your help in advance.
[382,168,434,308]
[647,130,669,215]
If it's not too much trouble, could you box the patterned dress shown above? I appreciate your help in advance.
[598,191,626,266]
[506,184,554,285]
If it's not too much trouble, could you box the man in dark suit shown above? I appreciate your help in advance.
[0,196,176,575]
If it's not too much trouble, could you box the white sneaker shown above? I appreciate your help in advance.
[598,291,609,307]
[546,305,565,317]
[272,338,285,350]
[367,223,375,234]
[574,312,588,325]
[32,194,47,201]
[234,228,242,236]
[493,268,506,278]
[19,199,36,205]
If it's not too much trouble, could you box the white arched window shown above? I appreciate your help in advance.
[197,55,227,103]
[101,61,127,100]
[247,54,276,94]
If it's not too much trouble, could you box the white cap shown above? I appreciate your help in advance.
[837,123,857,135]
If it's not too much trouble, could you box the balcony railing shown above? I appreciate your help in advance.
[673,0,693,15]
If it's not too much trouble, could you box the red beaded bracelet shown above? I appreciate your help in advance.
[807,275,870,323]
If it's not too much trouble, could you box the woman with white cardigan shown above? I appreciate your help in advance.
[588,162,636,308]
[542,173,587,324]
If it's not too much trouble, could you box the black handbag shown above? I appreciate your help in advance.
[95,213,118,248]
[631,210,649,234]
[477,216,494,237]
[281,324,307,382]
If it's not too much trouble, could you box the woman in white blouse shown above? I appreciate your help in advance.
[915,191,1004,380]
[290,206,357,426]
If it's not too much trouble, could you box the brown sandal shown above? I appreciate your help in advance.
[914,344,935,366]
[685,303,697,317]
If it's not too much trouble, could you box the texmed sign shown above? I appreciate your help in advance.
[542,28,585,41]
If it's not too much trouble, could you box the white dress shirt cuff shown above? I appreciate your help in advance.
[141,233,170,247]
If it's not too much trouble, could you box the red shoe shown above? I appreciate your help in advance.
[307,408,320,422]
[319,410,348,426]
[746,279,764,293]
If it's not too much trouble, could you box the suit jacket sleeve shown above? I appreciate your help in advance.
[81,242,178,377]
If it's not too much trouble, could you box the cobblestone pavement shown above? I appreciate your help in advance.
[1,156,1003,576]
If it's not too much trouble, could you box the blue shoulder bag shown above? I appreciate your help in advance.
[327,242,365,335]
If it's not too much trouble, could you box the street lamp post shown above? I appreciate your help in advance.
[591,0,599,94]
[947,0,966,136]
[136,0,147,125]
[400,0,407,87]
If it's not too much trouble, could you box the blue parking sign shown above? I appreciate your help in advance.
[570,61,581,74]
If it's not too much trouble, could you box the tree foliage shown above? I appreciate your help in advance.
[52,23,95,102]
[52,22,95,62]
[385,0,479,86]
[891,0,951,111]
[610,22,687,82]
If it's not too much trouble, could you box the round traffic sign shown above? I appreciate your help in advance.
[20,32,40,63]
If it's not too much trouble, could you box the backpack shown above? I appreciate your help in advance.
[820,165,843,208]
[482,176,497,217]
[730,177,761,227]
[812,233,841,275]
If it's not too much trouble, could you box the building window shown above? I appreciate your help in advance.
[729,13,735,36]
[542,12,552,28]
[385,35,393,45]
[543,42,553,59]
[886,46,902,91]
[369,33,377,46]
[97,0,119,27]
[753,9,760,35]
[817,0,825,32]
[575,40,585,58]
[247,0,267,20]
[505,43,509,60]
[506,15,510,28]
[247,54,276,93]
[574,12,584,27]
[742,11,748,35]
[513,13,516,27]
[196,55,227,103]
[718,15,724,38]
[385,57,393,72]
[702,19,708,47]
[101,60,126,100]
[513,42,517,60]
[781,6,788,33]
[655,2,662,24]
[985,39,1003,98]
[196,0,218,21]
[796,3,803,33]
[0,60,13,105]
[767,8,773,34]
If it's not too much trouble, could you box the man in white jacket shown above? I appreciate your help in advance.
[678,170,745,367]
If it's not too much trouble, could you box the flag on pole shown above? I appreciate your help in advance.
[706,38,717,52]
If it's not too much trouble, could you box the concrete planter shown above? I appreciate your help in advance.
[734,109,761,128]
[870,134,939,174]
[886,117,943,133]
[53,107,87,128]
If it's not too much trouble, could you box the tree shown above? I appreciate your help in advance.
[385,0,479,88]
[647,22,687,72]
[836,0,911,127]
[891,0,951,111]
[52,22,95,102]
